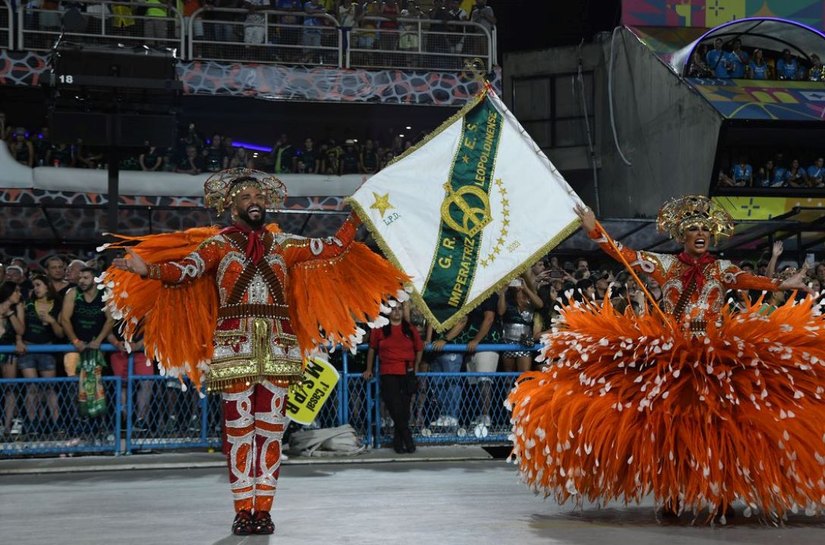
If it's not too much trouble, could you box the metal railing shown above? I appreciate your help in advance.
[6,6,497,71]
[1,0,11,50]
[0,341,527,457]
[17,1,185,55]
[0,375,123,455]
[187,7,341,66]
[347,17,494,72]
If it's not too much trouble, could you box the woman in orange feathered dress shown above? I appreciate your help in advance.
[507,195,824,523]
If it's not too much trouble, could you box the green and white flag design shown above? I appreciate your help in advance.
[348,86,583,332]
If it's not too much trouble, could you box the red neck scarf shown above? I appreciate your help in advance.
[221,222,266,263]
[677,251,715,291]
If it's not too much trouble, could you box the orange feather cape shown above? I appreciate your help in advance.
[99,224,409,390]
[507,295,825,519]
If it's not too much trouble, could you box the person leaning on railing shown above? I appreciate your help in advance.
[398,4,422,66]
[39,0,63,31]
[428,316,465,429]
[499,275,543,374]
[144,0,174,45]
[107,323,153,433]
[14,274,65,436]
[301,0,325,63]
[337,0,357,51]
[179,0,205,40]
[446,0,467,65]
[378,0,400,54]
[806,157,825,188]
[112,2,138,36]
[469,0,496,43]
[354,0,380,64]
[59,267,114,418]
[0,281,23,438]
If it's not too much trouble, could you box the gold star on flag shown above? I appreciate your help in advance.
[370,192,394,218]
[462,154,470,164]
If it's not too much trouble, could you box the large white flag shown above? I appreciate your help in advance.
[348,85,582,332]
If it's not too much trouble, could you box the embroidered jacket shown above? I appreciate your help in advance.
[146,218,358,390]
[588,228,779,329]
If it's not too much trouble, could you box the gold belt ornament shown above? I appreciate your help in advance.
[205,318,303,392]
[253,317,270,374]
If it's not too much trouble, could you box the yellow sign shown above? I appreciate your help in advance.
[705,0,746,27]
[286,357,340,425]
[712,196,789,221]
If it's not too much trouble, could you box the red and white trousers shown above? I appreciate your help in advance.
[221,380,288,513]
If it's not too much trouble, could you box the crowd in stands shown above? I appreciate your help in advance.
[717,152,825,189]
[2,120,429,175]
[688,37,825,81]
[11,0,496,64]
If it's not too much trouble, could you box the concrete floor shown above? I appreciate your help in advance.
[2,459,825,545]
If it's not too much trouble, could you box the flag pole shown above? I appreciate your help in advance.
[594,220,675,332]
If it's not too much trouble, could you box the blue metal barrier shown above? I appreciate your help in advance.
[1,342,541,457]
[0,376,123,456]
[361,343,536,449]
[1,343,123,456]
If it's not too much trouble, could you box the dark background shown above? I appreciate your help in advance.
[491,0,622,53]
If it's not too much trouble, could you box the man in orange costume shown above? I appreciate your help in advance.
[107,169,406,535]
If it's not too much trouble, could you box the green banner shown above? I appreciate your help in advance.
[421,96,503,323]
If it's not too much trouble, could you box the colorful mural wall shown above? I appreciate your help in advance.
[0,50,501,106]
[623,0,825,30]
[690,79,825,120]
[0,190,350,257]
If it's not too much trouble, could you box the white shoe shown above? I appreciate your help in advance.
[187,415,200,432]
[444,416,459,427]
[472,415,491,427]
[10,418,22,435]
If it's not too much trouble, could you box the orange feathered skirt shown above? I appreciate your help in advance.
[507,297,825,519]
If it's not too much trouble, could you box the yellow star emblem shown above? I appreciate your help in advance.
[370,192,394,218]
[462,154,470,164]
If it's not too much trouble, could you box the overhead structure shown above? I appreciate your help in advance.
[668,17,825,77]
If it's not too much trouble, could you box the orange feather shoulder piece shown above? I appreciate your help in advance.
[98,226,221,389]
[287,241,410,355]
